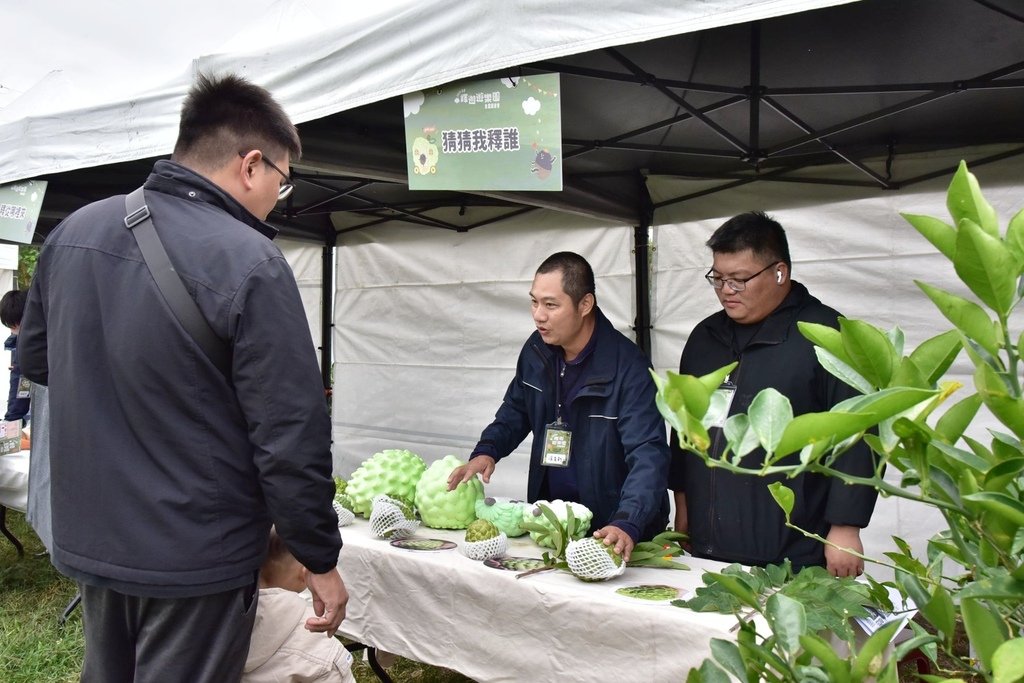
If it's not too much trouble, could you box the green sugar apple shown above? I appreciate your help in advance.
[565,537,624,582]
[464,519,500,543]
[415,455,483,529]
[523,499,593,548]
[475,497,528,537]
[345,449,426,518]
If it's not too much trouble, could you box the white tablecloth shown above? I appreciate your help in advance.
[337,519,737,683]
[0,451,29,512]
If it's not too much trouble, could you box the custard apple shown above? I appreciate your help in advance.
[415,455,483,529]
[465,519,500,543]
[523,499,592,548]
[565,536,624,582]
[345,449,426,517]
[475,497,528,537]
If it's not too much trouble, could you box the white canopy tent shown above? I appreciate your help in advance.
[3,0,1024,583]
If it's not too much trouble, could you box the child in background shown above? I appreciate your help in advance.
[243,528,355,683]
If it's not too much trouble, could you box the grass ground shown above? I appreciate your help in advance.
[0,510,472,683]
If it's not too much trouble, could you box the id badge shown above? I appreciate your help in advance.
[16,376,30,399]
[702,380,737,430]
[542,421,572,467]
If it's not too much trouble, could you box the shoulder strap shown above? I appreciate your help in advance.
[124,187,231,377]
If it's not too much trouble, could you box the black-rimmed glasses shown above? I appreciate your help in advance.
[240,151,294,201]
[704,262,777,291]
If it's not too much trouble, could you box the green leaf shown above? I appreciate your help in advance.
[909,330,963,385]
[773,411,875,458]
[960,575,1024,601]
[697,660,731,683]
[954,218,1017,315]
[697,362,738,394]
[1006,207,1024,266]
[889,356,930,389]
[800,634,850,683]
[709,639,747,682]
[748,388,792,454]
[723,413,761,463]
[902,212,957,261]
[992,638,1024,683]
[766,592,806,655]
[667,371,714,420]
[935,393,982,443]
[814,347,873,395]
[917,281,999,357]
[986,458,1024,492]
[976,363,1024,440]
[930,441,991,474]
[799,321,853,365]
[947,160,999,238]
[703,571,761,610]
[887,325,906,358]
[962,491,1024,526]
[961,598,1008,671]
[834,386,938,421]
[851,621,902,680]
[840,318,896,389]
[768,482,794,520]
[920,584,956,641]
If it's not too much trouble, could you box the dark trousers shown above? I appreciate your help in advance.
[78,579,258,683]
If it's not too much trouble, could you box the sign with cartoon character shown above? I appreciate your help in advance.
[403,73,562,191]
[0,179,47,244]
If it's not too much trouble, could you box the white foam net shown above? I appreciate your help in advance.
[333,501,355,527]
[565,538,626,581]
[369,494,420,540]
[460,532,508,561]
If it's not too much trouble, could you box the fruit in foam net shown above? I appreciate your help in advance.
[334,493,354,512]
[345,449,426,517]
[522,499,592,548]
[415,455,483,529]
[464,519,500,543]
[565,536,623,582]
[474,497,528,537]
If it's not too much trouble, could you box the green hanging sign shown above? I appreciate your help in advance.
[0,180,47,244]
[403,73,562,191]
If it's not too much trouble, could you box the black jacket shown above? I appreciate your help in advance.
[20,161,341,597]
[669,282,878,569]
[474,307,671,540]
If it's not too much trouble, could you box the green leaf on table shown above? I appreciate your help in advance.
[815,347,873,395]
[840,318,896,389]
[901,212,957,261]
[917,281,999,357]
[954,218,1017,315]
[992,638,1024,683]
[748,388,792,455]
[766,592,807,655]
[909,330,962,385]
[947,160,999,237]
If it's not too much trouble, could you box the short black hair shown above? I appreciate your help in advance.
[172,73,301,171]
[0,290,27,328]
[707,211,792,270]
[536,252,596,306]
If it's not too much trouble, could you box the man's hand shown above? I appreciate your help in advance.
[304,568,349,636]
[446,455,495,491]
[593,526,635,563]
[825,525,864,577]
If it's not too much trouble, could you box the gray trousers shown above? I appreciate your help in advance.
[78,578,258,683]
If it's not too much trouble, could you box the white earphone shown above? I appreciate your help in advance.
[776,270,783,284]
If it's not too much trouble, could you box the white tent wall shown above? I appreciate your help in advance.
[275,238,326,371]
[331,211,634,499]
[648,146,1024,579]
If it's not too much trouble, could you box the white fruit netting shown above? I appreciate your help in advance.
[460,532,508,561]
[369,494,420,539]
[565,538,626,581]
[333,501,355,527]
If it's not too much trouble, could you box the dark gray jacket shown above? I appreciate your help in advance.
[20,160,341,597]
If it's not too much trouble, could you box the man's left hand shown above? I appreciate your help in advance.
[592,526,635,563]
[825,525,864,577]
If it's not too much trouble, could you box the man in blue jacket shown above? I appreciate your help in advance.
[670,212,878,576]
[448,252,670,561]
[20,74,346,682]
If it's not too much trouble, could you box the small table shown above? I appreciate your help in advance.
[337,519,737,683]
[0,451,30,556]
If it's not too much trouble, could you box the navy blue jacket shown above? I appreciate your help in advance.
[19,161,341,597]
[474,307,670,540]
[669,282,878,569]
